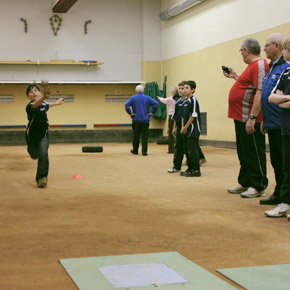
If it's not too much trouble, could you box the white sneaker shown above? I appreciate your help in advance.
[240,187,266,198]
[264,203,290,217]
[167,168,180,173]
[227,184,248,194]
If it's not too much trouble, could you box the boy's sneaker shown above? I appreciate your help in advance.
[264,203,290,217]
[240,187,266,198]
[167,168,180,173]
[37,177,48,188]
[184,170,201,177]
[180,168,190,176]
[227,184,248,194]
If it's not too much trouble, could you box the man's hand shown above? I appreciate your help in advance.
[223,67,239,80]
[172,128,176,137]
[180,127,187,135]
[260,122,267,135]
[130,113,136,119]
[246,119,255,134]
[148,113,153,117]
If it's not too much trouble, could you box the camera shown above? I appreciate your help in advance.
[222,65,231,74]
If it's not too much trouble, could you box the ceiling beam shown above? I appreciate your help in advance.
[52,0,78,13]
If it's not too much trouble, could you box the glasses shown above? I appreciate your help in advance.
[264,42,276,48]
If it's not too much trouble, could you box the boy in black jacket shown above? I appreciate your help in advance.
[180,80,201,177]
[26,83,64,188]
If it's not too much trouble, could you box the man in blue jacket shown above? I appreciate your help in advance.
[125,85,158,156]
[260,33,290,205]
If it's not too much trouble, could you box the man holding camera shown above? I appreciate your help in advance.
[223,38,269,198]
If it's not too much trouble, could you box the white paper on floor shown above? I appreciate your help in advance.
[98,263,190,288]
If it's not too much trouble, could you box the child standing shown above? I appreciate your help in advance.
[180,80,201,177]
[25,83,64,188]
[168,81,186,173]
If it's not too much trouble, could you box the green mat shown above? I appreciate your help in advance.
[217,264,290,290]
[60,251,236,290]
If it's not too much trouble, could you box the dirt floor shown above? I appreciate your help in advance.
[0,142,290,290]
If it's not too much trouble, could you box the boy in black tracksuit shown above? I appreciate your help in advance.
[180,80,201,177]
[26,83,64,188]
[168,81,187,173]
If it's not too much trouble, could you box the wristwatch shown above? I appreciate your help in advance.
[249,114,256,120]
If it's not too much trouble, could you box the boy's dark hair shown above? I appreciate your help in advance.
[178,81,186,86]
[26,83,40,96]
[185,80,196,90]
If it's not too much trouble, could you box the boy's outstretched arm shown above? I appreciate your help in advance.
[49,98,65,108]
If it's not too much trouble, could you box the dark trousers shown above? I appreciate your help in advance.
[185,137,200,171]
[279,135,290,204]
[199,143,205,160]
[27,134,49,182]
[234,120,268,192]
[267,129,284,198]
[168,115,175,153]
[132,122,149,154]
[173,127,186,170]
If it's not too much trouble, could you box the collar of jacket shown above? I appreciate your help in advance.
[269,55,286,68]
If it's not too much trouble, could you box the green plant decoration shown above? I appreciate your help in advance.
[50,15,62,36]
[20,18,28,33]
[84,20,92,34]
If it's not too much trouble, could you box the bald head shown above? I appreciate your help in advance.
[264,33,285,61]
[135,85,144,93]
[268,33,285,48]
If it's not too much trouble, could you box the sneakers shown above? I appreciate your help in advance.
[227,184,248,194]
[180,168,190,176]
[240,187,266,198]
[184,170,201,177]
[167,168,180,173]
[264,203,290,217]
[260,195,280,205]
[37,177,48,188]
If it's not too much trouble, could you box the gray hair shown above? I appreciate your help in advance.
[269,33,285,48]
[242,38,261,55]
[171,85,178,94]
[135,85,144,93]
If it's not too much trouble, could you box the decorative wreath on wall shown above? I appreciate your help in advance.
[50,14,62,36]
[84,20,92,34]
[20,18,28,33]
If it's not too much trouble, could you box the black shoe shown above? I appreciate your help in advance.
[185,170,201,177]
[130,149,138,155]
[260,195,280,205]
[180,168,191,176]
[142,153,148,156]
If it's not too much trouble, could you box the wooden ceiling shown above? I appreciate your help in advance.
[52,0,78,13]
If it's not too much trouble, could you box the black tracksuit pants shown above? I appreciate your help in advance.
[280,135,290,205]
[267,129,284,198]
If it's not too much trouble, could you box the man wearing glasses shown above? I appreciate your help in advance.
[223,38,269,198]
[260,33,290,206]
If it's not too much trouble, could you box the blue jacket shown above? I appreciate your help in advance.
[261,56,290,130]
[125,92,158,123]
